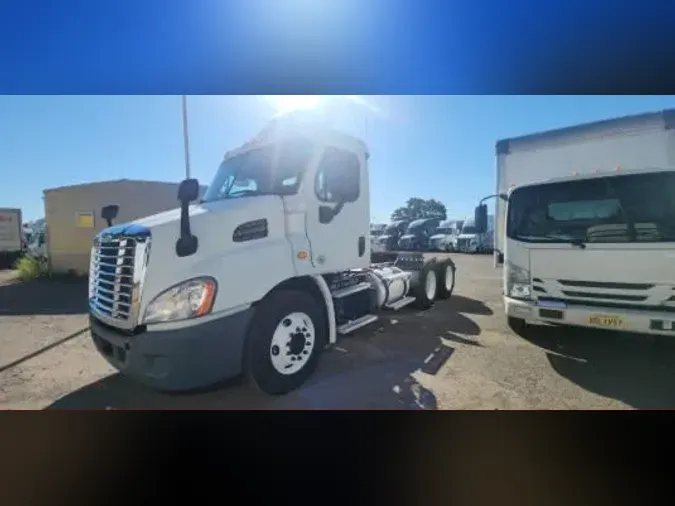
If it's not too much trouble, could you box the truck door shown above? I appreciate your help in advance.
[304,144,370,272]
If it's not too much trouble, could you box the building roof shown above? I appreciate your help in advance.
[43,178,206,194]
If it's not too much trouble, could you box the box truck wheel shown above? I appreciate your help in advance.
[412,263,438,309]
[245,289,327,395]
[435,260,456,300]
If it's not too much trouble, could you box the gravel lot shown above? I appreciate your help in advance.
[2,254,675,409]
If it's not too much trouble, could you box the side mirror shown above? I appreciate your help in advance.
[101,204,119,227]
[474,204,488,234]
[175,178,200,258]
[319,205,334,224]
[178,178,200,203]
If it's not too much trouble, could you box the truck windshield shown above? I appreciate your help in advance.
[202,139,314,203]
[407,220,428,231]
[507,171,675,244]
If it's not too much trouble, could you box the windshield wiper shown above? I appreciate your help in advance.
[568,238,586,249]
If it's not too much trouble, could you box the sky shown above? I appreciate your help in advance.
[4,95,675,223]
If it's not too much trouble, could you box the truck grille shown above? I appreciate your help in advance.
[533,278,675,312]
[90,234,149,330]
[457,238,470,250]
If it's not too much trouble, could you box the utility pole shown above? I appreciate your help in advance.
[181,95,191,179]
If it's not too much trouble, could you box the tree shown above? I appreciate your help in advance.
[390,198,447,222]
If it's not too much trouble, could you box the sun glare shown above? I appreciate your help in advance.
[263,95,323,115]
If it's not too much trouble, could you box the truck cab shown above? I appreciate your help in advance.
[375,220,409,251]
[455,215,493,254]
[475,166,675,337]
[88,119,457,395]
[398,218,440,251]
[429,220,462,252]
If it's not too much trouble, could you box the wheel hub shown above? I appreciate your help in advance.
[270,312,316,375]
[288,327,307,356]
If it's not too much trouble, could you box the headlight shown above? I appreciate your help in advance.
[143,277,217,324]
[505,261,531,300]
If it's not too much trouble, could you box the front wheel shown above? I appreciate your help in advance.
[245,289,327,395]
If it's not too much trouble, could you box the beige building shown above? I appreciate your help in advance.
[43,179,207,275]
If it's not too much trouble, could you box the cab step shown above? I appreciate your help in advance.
[337,314,379,335]
[331,282,372,299]
[384,295,416,311]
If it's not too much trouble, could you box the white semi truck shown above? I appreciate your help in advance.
[88,120,457,395]
[474,108,675,336]
[454,214,494,254]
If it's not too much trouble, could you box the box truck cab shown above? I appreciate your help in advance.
[474,166,675,336]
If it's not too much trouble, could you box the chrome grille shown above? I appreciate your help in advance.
[533,278,675,311]
[90,234,149,329]
[457,238,471,250]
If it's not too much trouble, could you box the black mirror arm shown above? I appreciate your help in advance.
[333,200,345,216]
[480,193,507,205]
[180,203,192,238]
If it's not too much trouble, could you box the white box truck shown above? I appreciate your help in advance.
[0,208,23,268]
[473,109,675,337]
[87,119,458,395]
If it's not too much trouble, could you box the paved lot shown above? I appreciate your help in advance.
[2,254,675,409]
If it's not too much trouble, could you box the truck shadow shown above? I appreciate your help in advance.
[0,278,87,316]
[449,295,493,316]
[514,324,675,409]
[46,298,477,409]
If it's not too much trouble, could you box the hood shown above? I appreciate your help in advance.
[429,233,447,241]
[96,195,290,322]
[399,234,418,241]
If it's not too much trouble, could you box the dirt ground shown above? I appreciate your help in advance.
[2,254,675,409]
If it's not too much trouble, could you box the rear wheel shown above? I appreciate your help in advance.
[435,260,456,300]
[412,263,438,309]
[245,289,327,395]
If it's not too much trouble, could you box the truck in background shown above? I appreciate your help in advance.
[87,120,457,396]
[474,108,675,337]
[0,208,23,268]
[428,219,463,252]
[454,214,493,254]
[397,218,440,251]
[369,223,387,253]
[373,220,409,252]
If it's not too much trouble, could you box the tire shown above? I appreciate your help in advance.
[412,262,438,309]
[245,289,327,395]
[435,260,456,300]
[507,316,527,335]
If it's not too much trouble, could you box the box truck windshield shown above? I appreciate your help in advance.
[507,171,675,245]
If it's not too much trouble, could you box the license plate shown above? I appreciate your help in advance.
[588,314,625,328]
